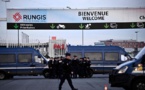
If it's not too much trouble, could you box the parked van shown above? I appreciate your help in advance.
[109,46,145,90]
[0,47,50,80]
[67,46,131,75]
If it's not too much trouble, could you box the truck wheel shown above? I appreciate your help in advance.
[88,69,93,78]
[43,71,50,78]
[0,72,6,80]
[132,79,145,90]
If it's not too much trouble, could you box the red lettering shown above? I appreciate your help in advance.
[53,44,57,49]
[54,44,65,49]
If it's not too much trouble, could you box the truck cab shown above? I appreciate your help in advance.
[0,47,50,80]
[109,46,145,90]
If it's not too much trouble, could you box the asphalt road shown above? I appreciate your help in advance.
[0,74,124,90]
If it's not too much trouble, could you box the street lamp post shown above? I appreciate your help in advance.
[134,31,139,56]
[66,6,85,45]
[18,29,19,47]
[135,31,139,41]
[36,39,40,49]
[2,0,10,48]
[0,37,1,46]
[135,31,139,49]
[82,29,84,46]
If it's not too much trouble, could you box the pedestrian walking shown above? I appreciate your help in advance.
[58,53,78,90]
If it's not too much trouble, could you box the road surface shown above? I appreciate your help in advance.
[0,74,124,90]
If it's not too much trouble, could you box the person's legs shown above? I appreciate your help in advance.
[66,75,78,90]
[74,68,78,78]
[59,76,65,90]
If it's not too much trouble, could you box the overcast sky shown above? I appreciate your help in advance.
[0,0,145,45]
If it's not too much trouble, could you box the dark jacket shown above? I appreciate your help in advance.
[61,58,72,74]
[71,59,79,68]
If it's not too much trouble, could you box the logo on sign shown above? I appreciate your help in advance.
[13,12,22,22]
[23,15,46,22]
[13,12,46,22]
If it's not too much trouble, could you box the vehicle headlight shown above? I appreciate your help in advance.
[134,64,143,71]
[118,66,128,74]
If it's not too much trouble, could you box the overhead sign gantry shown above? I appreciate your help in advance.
[7,8,145,30]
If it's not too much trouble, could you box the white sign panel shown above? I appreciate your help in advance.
[7,8,145,23]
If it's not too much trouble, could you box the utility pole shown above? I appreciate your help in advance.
[2,0,10,48]
[82,29,84,46]
[134,31,139,56]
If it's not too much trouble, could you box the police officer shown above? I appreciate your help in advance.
[48,57,53,78]
[55,57,59,78]
[52,57,57,78]
[71,55,79,78]
[83,57,88,78]
[57,57,63,78]
[86,57,91,78]
[78,58,84,78]
[58,53,78,90]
